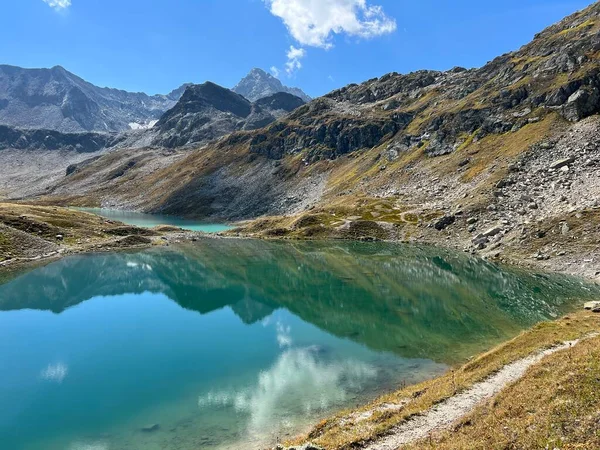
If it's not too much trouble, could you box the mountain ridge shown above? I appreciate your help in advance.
[0,64,311,136]
[32,2,600,238]
[152,81,306,148]
[0,64,187,133]
[3,2,600,253]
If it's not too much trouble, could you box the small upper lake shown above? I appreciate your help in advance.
[1,239,599,450]
[74,208,233,233]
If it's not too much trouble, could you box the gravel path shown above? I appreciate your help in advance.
[365,339,582,449]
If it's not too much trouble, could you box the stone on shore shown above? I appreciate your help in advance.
[584,301,600,312]
[433,215,455,231]
[482,226,503,237]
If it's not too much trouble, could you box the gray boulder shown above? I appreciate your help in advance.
[561,87,600,122]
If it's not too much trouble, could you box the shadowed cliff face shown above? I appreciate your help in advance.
[1,240,598,364]
[152,82,306,148]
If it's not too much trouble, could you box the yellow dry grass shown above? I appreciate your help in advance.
[289,311,600,449]
[409,332,600,449]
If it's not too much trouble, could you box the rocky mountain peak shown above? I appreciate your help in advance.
[174,82,253,118]
[232,68,311,102]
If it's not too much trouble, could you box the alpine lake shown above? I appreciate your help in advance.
[1,217,599,450]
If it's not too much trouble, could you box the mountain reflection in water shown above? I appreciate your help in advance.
[1,239,597,364]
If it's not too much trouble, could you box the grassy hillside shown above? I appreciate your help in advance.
[287,311,600,449]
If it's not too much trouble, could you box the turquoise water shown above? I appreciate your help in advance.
[74,208,233,233]
[0,239,599,450]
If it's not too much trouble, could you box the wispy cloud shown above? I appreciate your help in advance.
[42,0,71,11]
[265,0,396,75]
[270,66,280,78]
[285,45,306,76]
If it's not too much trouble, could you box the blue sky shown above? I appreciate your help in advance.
[0,0,595,97]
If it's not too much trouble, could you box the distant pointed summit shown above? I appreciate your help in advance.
[232,68,311,103]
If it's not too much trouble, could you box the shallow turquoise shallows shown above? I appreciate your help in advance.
[74,207,233,233]
[1,239,599,450]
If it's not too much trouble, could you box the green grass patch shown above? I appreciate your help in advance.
[557,19,595,35]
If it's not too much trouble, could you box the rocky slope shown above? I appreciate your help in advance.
[0,124,121,152]
[0,80,307,199]
[0,65,186,133]
[232,68,311,102]
[0,124,126,199]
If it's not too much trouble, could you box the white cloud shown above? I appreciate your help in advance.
[285,45,306,75]
[43,0,71,10]
[265,0,396,49]
[270,66,280,78]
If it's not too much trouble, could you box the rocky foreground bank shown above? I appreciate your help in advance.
[0,203,206,272]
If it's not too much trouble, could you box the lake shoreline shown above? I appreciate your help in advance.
[0,202,214,274]
[227,213,600,283]
[1,203,598,285]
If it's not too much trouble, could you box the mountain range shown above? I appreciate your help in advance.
[0,65,310,134]
[0,64,182,133]
[152,82,306,148]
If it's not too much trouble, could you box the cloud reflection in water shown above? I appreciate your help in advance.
[198,345,377,439]
[40,362,68,383]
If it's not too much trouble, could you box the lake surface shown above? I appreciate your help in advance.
[1,239,599,450]
[74,208,232,233]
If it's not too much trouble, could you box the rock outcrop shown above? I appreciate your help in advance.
[0,124,119,152]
